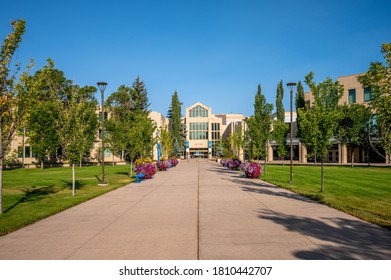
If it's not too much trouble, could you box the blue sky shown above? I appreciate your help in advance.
[2,0,390,116]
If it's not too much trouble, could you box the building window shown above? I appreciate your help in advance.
[17,146,32,158]
[364,87,372,102]
[105,149,110,158]
[189,105,208,118]
[98,112,108,120]
[348,89,356,104]
[189,122,208,140]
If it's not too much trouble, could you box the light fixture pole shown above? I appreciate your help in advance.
[97,82,108,186]
[287,82,297,184]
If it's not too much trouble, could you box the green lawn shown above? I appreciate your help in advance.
[0,165,134,236]
[261,165,391,229]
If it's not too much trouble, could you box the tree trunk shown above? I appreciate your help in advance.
[112,153,115,166]
[321,161,325,192]
[40,159,44,170]
[314,151,318,166]
[79,153,82,168]
[130,159,133,177]
[72,163,76,196]
[264,158,267,175]
[351,149,355,168]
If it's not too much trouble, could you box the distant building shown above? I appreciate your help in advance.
[185,102,246,159]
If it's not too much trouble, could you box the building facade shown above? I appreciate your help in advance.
[185,102,246,159]
[9,110,168,167]
[301,73,386,164]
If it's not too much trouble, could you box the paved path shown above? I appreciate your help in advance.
[1,159,390,259]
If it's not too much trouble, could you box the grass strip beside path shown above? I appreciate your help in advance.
[0,165,134,236]
[260,165,391,230]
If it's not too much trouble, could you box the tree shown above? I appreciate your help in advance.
[228,123,244,159]
[0,19,34,214]
[131,76,150,114]
[337,104,372,167]
[167,91,182,156]
[245,84,273,172]
[295,81,306,139]
[55,85,99,196]
[159,125,173,158]
[358,43,391,164]
[26,59,71,168]
[300,72,343,192]
[28,101,60,169]
[273,80,288,162]
[106,83,155,174]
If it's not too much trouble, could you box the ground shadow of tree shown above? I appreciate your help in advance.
[4,185,58,213]
[61,180,87,190]
[258,209,391,259]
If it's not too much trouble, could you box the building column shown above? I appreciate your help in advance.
[267,143,273,162]
[341,144,348,164]
[301,143,307,164]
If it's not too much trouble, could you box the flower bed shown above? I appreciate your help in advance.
[134,162,157,179]
[240,161,262,178]
[169,158,179,167]
[226,158,241,170]
[156,160,170,171]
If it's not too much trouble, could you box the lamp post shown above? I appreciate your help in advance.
[287,82,297,184]
[97,82,108,186]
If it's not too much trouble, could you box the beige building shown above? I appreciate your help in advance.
[10,110,168,166]
[301,73,386,164]
[185,102,246,159]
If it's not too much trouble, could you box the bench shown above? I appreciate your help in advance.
[135,173,146,183]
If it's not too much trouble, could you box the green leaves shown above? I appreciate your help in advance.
[358,43,391,161]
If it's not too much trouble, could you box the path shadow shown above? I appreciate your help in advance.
[4,185,58,213]
[258,209,391,259]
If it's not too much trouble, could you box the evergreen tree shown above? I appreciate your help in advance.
[167,91,182,156]
[131,76,150,114]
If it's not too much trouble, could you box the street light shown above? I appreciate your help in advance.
[287,82,297,184]
[97,82,108,186]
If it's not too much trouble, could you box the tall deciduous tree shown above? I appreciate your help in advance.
[159,125,173,159]
[300,72,343,192]
[358,43,391,164]
[245,84,273,172]
[273,80,288,162]
[54,84,98,196]
[295,81,306,139]
[26,59,71,168]
[337,104,372,167]
[0,20,34,214]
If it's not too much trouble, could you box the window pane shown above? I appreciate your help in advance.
[25,146,31,158]
[364,87,372,102]
[348,89,356,104]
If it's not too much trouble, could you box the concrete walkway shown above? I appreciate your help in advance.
[0,159,390,259]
